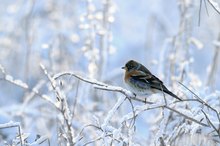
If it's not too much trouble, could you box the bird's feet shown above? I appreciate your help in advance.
[133,92,137,97]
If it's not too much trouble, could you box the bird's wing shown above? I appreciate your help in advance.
[130,70,167,92]
[131,72,182,100]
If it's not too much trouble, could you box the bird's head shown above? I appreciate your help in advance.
[122,60,139,71]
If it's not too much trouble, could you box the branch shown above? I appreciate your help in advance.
[202,110,220,138]
[54,72,153,104]
[207,0,220,14]
[178,82,220,124]
[40,65,75,145]
[53,72,209,127]
[0,122,23,146]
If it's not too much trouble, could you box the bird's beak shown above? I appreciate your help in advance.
[121,66,126,69]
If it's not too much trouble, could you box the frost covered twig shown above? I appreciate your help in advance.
[101,96,126,131]
[0,122,22,146]
[40,65,75,145]
[159,137,166,146]
[206,33,220,89]
[165,105,208,127]
[201,110,220,138]
[54,71,153,104]
[207,0,220,14]
[0,64,57,108]
[28,135,50,146]
[179,81,220,123]
[54,71,209,127]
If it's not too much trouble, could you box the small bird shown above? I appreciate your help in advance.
[122,60,182,101]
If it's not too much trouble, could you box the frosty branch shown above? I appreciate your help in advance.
[53,71,209,127]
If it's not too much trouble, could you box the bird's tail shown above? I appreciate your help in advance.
[164,90,182,101]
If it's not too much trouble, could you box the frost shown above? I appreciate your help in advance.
[108,16,115,23]
[0,121,20,128]
[29,135,49,145]
[112,129,121,139]
[95,12,103,20]
[208,0,220,13]
[5,75,13,82]
[101,96,126,131]
[213,40,220,47]
[0,64,5,74]
[189,37,203,50]
[41,43,49,49]
[88,4,96,12]
[70,34,80,43]
[188,73,202,88]
[14,79,28,89]
[109,45,116,54]
[0,0,220,145]
[79,24,90,29]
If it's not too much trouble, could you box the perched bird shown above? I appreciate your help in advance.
[122,60,182,101]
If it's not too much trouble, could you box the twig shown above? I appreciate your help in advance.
[0,122,23,146]
[160,84,167,105]
[0,65,58,109]
[127,98,136,128]
[94,85,154,104]
[201,110,220,138]
[72,80,80,119]
[101,96,126,131]
[164,105,208,127]
[198,0,202,26]
[206,33,220,88]
[204,0,209,16]
[40,65,75,145]
[159,137,166,146]
[207,0,220,14]
[54,72,209,127]
[178,82,220,123]
[54,71,153,104]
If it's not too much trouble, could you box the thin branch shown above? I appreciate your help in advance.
[206,33,220,88]
[72,80,80,119]
[94,85,154,104]
[178,82,220,123]
[40,65,75,145]
[0,122,23,146]
[207,0,220,14]
[159,137,166,146]
[204,0,210,16]
[127,98,136,128]
[201,110,220,138]
[54,71,153,104]
[165,105,208,127]
[54,72,209,127]
[198,0,202,26]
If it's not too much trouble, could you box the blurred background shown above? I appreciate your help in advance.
[0,0,220,145]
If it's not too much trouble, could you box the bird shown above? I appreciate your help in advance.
[122,60,182,101]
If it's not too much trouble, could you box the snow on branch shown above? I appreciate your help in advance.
[0,121,23,146]
[207,0,220,14]
[0,64,57,108]
[40,64,75,145]
[53,71,209,127]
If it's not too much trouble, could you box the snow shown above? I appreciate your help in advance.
[0,121,20,129]
[0,0,220,145]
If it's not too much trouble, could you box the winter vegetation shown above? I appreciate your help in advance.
[0,0,220,146]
